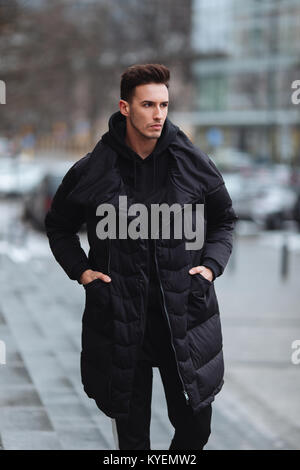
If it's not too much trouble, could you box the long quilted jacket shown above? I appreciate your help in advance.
[45,114,238,419]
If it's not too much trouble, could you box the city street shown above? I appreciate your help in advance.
[0,199,299,450]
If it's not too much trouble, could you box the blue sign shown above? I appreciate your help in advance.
[206,127,223,147]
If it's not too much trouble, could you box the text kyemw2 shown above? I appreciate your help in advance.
[147,454,197,464]
[95,196,205,250]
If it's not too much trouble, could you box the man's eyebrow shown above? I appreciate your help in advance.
[140,100,169,104]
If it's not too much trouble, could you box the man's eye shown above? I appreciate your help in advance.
[143,103,168,107]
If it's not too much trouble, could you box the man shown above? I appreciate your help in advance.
[45,64,238,450]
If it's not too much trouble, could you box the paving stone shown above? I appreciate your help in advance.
[39,388,83,406]
[0,386,42,407]
[46,402,93,423]
[0,311,6,325]
[55,425,110,450]
[1,431,62,450]
[0,365,33,386]
[0,407,53,431]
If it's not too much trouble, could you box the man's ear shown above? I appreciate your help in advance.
[119,99,129,116]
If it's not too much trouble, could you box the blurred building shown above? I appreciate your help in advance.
[172,0,300,165]
[0,0,194,153]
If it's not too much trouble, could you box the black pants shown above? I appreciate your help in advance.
[110,282,213,450]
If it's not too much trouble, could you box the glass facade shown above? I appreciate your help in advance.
[185,0,300,163]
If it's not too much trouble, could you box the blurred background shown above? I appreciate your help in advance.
[0,0,300,450]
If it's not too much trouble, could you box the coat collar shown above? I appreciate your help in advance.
[66,130,223,209]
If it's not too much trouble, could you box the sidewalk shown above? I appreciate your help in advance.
[0,228,299,449]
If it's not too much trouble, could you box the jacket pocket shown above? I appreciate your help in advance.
[83,278,107,289]
[82,279,112,337]
[191,273,213,298]
[187,273,211,328]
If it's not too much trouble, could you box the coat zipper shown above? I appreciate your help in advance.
[153,239,190,406]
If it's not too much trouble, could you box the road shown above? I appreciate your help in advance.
[0,199,299,450]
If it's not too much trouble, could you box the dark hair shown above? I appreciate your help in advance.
[120,63,170,102]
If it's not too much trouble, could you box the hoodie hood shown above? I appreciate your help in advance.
[101,111,179,192]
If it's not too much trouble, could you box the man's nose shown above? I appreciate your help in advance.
[153,106,163,120]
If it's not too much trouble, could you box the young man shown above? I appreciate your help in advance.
[45,64,238,450]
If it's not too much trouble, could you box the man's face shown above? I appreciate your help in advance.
[120,83,169,140]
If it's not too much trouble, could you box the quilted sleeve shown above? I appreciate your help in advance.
[44,156,91,283]
[201,182,239,280]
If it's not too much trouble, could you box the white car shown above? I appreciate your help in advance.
[0,158,45,196]
[223,171,298,230]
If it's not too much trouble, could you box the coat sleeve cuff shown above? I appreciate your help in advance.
[72,261,91,284]
[202,258,223,281]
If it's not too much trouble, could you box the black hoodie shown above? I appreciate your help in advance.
[101,111,179,286]
[101,111,182,365]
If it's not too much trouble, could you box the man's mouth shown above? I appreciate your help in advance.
[150,124,162,129]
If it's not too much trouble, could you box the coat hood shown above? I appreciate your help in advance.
[66,112,226,209]
[101,111,179,192]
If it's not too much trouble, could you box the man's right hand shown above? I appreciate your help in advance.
[79,269,111,285]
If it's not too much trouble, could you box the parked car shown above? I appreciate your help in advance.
[22,161,78,231]
[223,172,261,220]
[211,147,254,172]
[0,157,45,196]
[223,172,298,230]
[250,183,297,230]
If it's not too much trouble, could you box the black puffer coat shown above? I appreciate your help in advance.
[45,112,238,419]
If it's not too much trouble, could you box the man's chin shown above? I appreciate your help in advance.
[145,129,162,139]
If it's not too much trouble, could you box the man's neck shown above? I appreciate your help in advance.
[125,128,157,160]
